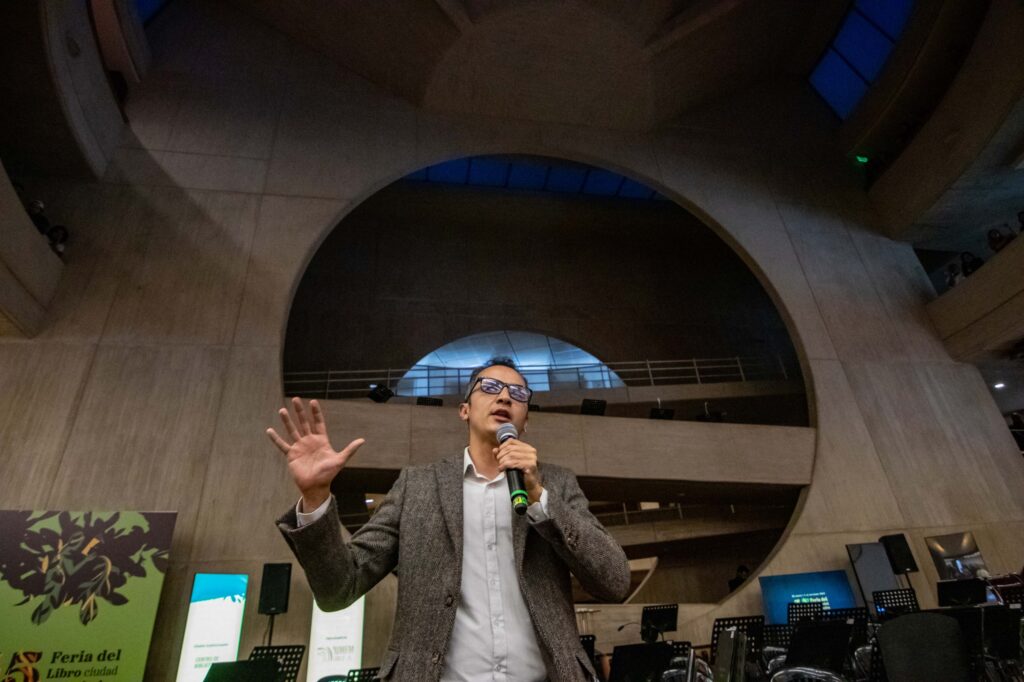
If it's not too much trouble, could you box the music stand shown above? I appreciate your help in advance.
[204,659,278,682]
[250,645,305,682]
[785,620,852,673]
[787,601,823,624]
[996,583,1023,607]
[345,668,380,681]
[763,623,795,649]
[608,642,672,682]
[872,588,919,619]
[819,606,869,649]
[668,640,691,660]
[641,603,678,642]
[710,615,764,665]
[580,634,596,664]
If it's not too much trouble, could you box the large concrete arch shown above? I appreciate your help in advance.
[1,1,1021,677]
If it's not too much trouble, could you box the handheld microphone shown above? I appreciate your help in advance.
[497,423,528,515]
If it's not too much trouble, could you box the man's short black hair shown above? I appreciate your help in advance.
[462,356,527,402]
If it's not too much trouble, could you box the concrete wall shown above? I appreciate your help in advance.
[2,0,1023,677]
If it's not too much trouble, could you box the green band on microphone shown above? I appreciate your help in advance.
[511,489,528,498]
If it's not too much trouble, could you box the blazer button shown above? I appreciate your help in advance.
[445,595,454,607]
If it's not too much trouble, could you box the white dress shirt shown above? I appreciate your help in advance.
[296,449,551,681]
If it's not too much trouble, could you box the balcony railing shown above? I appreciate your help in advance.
[283,354,798,400]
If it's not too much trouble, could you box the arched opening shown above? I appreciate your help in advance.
[283,153,809,605]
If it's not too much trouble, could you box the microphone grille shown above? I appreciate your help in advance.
[496,423,518,443]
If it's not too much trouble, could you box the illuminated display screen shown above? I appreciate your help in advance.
[307,596,365,681]
[175,573,249,682]
[759,570,857,624]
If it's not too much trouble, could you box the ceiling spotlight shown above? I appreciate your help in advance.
[994,383,1006,389]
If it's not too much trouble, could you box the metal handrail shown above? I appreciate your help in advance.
[283,354,799,400]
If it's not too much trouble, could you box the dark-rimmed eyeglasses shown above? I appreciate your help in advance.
[464,376,533,403]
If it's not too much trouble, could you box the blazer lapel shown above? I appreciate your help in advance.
[436,454,464,555]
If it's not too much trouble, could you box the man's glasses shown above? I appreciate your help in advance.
[464,377,533,403]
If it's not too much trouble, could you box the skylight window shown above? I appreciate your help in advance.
[810,0,914,119]
[397,330,625,397]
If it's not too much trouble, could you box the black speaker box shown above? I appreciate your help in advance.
[258,563,292,615]
[879,534,919,574]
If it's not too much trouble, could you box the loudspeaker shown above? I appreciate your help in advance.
[367,385,394,403]
[258,563,291,615]
[879,534,919,574]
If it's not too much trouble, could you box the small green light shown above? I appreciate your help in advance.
[855,155,870,164]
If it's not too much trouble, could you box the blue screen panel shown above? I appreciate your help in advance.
[759,570,857,625]
[468,158,509,186]
[427,158,470,183]
[405,168,428,181]
[855,0,914,40]
[810,49,869,119]
[833,11,893,82]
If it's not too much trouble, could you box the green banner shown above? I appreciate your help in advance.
[0,510,176,682]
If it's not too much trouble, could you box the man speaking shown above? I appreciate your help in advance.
[268,358,630,681]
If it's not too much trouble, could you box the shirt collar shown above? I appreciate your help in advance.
[463,447,505,483]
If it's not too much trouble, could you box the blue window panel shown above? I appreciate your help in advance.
[833,11,893,83]
[545,166,587,193]
[427,158,470,183]
[506,162,548,190]
[855,0,913,41]
[810,49,870,119]
[405,168,428,181]
[582,169,624,196]
[618,178,655,199]
[468,158,509,186]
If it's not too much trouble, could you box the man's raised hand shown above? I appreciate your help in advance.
[266,397,365,512]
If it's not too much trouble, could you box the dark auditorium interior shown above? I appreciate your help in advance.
[1,0,1023,680]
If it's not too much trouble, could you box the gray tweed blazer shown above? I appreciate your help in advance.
[276,455,631,681]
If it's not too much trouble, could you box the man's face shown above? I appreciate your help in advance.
[459,365,530,442]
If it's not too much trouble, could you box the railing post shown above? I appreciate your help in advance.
[325,369,332,400]
[386,368,391,392]
[778,354,788,381]
[693,358,701,384]
[736,356,745,382]
[646,360,654,386]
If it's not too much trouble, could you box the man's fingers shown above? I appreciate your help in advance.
[310,399,327,435]
[292,397,313,435]
[266,428,290,454]
[279,406,301,441]
[338,438,366,464]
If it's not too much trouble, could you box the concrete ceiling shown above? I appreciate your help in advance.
[225,0,847,130]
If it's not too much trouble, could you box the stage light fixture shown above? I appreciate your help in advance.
[367,385,394,402]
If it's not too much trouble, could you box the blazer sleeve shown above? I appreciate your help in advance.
[275,468,407,611]
[530,468,631,602]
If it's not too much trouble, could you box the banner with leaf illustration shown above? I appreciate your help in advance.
[0,510,176,681]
